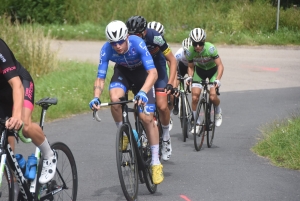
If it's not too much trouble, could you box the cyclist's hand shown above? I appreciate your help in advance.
[89,97,101,110]
[214,80,221,88]
[186,76,192,85]
[172,87,179,97]
[164,84,173,94]
[134,91,148,106]
[5,117,23,131]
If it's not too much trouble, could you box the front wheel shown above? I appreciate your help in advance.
[35,142,78,201]
[180,93,188,142]
[0,163,14,201]
[207,103,216,148]
[116,124,138,201]
[194,100,206,151]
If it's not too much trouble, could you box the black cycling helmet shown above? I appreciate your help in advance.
[126,15,147,34]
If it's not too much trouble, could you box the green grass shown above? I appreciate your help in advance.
[252,115,300,170]
[32,60,113,122]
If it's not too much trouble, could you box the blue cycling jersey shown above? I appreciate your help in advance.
[97,35,155,79]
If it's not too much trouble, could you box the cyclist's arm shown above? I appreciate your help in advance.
[215,57,224,80]
[95,45,110,99]
[164,50,177,88]
[187,61,194,78]
[7,76,24,130]
[141,68,158,93]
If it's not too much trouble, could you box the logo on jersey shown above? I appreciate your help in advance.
[153,36,165,46]
[186,50,191,57]
[118,76,123,80]
[139,42,150,56]
[209,46,215,54]
[0,53,6,62]
[145,60,154,65]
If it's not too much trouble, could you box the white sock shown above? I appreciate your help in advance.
[162,124,170,141]
[216,106,221,114]
[115,122,122,129]
[151,144,160,165]
[193,111,201,124]
[38,138,53,159]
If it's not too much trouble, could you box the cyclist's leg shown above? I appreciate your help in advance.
[19,80,56,184]
[209,69,222,126]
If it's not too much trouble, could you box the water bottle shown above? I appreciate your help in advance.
[132,129,141,147]
[24,153,37,180]
[15,154,26,174]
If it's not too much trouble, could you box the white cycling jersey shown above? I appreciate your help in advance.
[174,47,188,66]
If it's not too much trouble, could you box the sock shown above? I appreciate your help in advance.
[170,109,173,117]
[38,138,53,159]
[193,111,201,124]
[162,124,170,141]
[150,144,160,165]
[115,121,122,129]
[216,106,221,114]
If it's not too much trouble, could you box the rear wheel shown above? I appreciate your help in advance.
[207,103,216,148]
[194,100,206,151]
[36,142,78,201]
[116,124,138,201]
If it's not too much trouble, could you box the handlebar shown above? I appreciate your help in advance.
[0,120,32,143]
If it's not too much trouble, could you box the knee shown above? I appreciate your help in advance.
[157,102,168,112]
[192,95,199,103]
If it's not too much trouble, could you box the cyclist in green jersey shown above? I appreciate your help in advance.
[186,28,224,133]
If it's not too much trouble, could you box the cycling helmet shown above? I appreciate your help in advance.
[182,38,192,51]
[105,20,128,42]
[126,16,147,34]
[147,21,165,36]
[189,28,206,42]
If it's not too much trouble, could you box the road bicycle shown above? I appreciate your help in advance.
[193,80,220,151]
[93,95,164,201]
[0,97,78,201]
[177,74,193,142]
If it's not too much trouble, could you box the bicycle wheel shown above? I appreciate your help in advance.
[0,163,14,201]
[138,122,157,194]
[35,142,78,201]
[194,99,206,151]
[116,124,138,201]
[180,93,188,142]
[207,103,216,148]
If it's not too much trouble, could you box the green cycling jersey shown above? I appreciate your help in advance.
[186,42,219,70]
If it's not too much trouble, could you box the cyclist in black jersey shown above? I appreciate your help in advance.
[0,39,57,189]
[126,16,178,162]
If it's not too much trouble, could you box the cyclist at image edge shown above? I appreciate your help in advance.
[0,38,57,193]
[89,20,164,184]
[147,21,175,131]
[126,16,178,162]
[172,37,193,115]
[186,28,224,132]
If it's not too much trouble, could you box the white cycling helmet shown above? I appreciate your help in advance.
[105,20,128,42]
[182,38,192,51]
[189,28,206,42]
[147,21,165,36]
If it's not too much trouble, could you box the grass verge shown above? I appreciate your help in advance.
[252,114,300,170]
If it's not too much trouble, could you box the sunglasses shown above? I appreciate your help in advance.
[110,39,126,46]
[192,41,205,47]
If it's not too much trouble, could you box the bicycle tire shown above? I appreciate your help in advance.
[180,93,188,142]
[207,103,216,148]
[138,122,157,194]
[194,100,206,151]
[35,142,78,201]
[116,124,138,201]
[0,163,14,201]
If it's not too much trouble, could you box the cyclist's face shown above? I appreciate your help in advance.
[110,36,128,54]
[193,41,205,53]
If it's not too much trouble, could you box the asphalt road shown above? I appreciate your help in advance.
[16,41,300,201]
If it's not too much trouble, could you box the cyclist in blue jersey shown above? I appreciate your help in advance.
[126,16,178,162]
[89,20,164,184]
[0,38,58,198]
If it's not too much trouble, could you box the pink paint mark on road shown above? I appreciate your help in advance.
[180,195,192,201]
[241,65,279,72]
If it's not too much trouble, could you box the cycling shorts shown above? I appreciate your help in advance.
[192,66,218,83]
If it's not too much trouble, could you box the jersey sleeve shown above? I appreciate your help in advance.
[97,43,111,79]
[150,31,171,56]
[207,43,219,59]
[186,46,194,62]
[0,40,18,81]
[136,39,155,71]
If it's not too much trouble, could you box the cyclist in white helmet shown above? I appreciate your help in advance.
[186,28,224,132]
[147,21,165,36]
[89,20,164,184]
[172,37,193,115]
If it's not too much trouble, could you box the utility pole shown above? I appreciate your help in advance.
[276,0,280,30]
